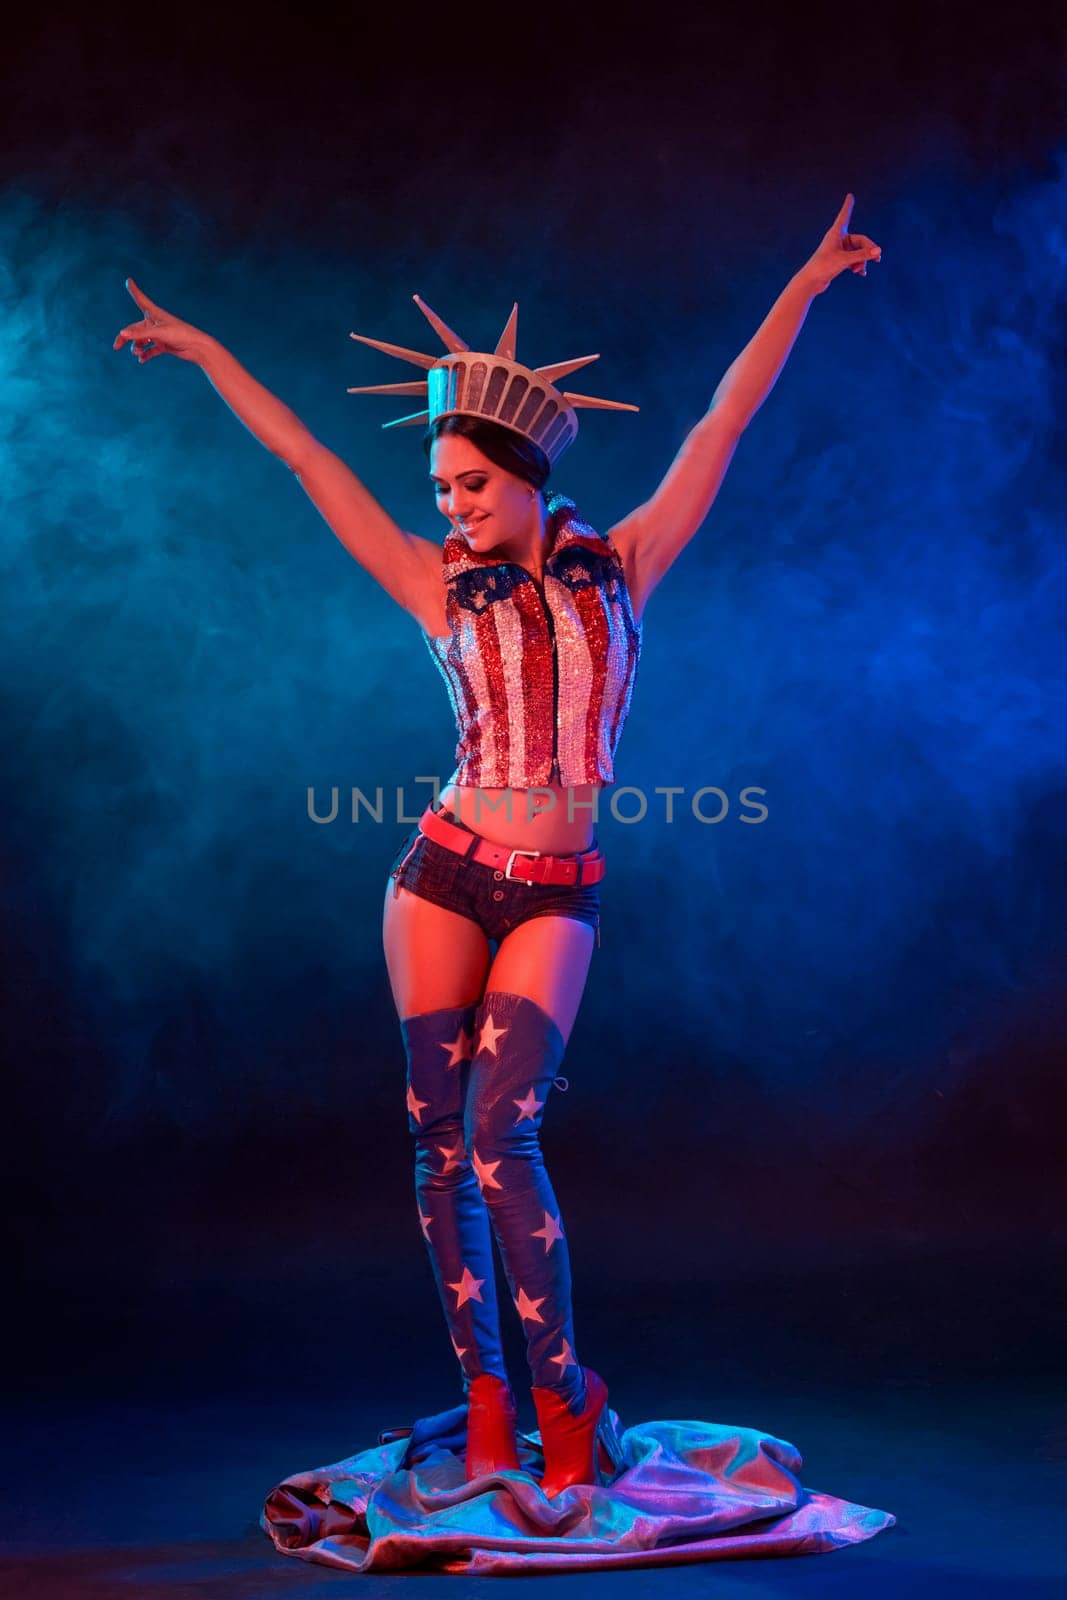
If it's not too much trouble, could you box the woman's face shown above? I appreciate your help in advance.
[428,434,536,551]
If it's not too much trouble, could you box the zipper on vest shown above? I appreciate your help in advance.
[533,578,560,783]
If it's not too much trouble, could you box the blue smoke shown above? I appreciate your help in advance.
[2,148,1064,1174]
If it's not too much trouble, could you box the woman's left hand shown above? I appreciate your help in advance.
[803,194,881,295]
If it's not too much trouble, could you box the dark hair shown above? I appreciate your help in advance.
[422,414,552,494]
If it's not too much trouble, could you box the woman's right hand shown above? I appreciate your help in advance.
[112,277,213,365]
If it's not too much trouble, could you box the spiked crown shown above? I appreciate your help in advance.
[347,295,638,467]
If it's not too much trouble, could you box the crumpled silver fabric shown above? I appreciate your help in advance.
[260,1398,896,1575]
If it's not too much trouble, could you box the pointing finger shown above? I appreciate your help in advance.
[125,276,160,317]
[835,193,855,229]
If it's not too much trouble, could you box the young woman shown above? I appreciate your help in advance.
[114,196,881,1498]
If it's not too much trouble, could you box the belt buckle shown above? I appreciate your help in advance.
[505,847,541,883]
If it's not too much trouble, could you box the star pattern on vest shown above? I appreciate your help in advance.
[514,1287,547,1325]
[418,1207,433,1241]
[450,1333,469,1363]
[452,566,526,613]
[439,1026,473,1067]
[472,1148,503,1192]
[476,1011,509,1058]
[531,1209,565,1251]
[406,1083,429,1124]
[447,1265,485,1308]
[553,545,621,594]
[513,1087,544,1122]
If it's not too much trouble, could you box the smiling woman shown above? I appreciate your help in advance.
[114,204,896,1570]
[426,427,545,573]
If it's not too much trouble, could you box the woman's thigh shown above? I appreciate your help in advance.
[484,916,596,1048]
[382,880,493,1019]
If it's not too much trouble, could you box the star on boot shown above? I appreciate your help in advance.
[514,1287,548,1325]
[476,1011,509,1058]
[435,1136,466,1174]
[531,1209,565,1250]
[513,1087,544,1122]
[472,1147,504,1192]
[439,1026,473,1067]
[447,1265,486,1308]
[406,1083,430,1124]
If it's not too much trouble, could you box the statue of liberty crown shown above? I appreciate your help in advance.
[347,295,638,468]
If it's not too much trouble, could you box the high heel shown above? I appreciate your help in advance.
[531,1365,610,1498]
[465,1374,522,1478]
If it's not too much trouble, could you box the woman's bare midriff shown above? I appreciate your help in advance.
[438,779,602,854]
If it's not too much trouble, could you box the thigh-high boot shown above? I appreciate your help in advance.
[400,1001,521,1476]
[463,990,613,1493]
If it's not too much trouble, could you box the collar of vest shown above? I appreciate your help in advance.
[440,492,609,579]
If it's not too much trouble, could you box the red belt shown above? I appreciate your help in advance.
[417,804,606,886]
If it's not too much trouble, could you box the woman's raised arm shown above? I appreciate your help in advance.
[114,277,436,619]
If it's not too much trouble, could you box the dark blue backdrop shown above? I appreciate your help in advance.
[3,5,1064,1408]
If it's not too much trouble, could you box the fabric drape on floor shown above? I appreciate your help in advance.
[260,1399,896,1575]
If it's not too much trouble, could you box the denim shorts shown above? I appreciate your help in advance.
[387,804,602,947]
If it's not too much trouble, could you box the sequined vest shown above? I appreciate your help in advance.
[421,493,643,788]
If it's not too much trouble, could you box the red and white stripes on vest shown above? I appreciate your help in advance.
[422,493,643,788]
